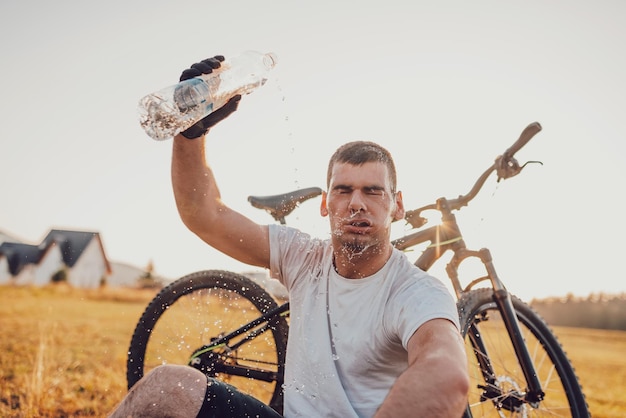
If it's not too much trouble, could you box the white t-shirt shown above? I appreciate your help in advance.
[269,225,459,418]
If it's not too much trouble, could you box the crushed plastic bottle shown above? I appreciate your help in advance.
[138,51,278,140]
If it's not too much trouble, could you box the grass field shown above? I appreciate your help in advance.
[1,285,625,417]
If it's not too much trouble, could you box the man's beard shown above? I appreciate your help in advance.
[340,236,372,257]
[343,240,366,253]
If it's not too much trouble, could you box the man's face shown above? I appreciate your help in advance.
[321,161,404,255]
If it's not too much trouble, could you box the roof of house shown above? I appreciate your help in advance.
[0,228,111,276]
[0,242,42,275]
[41,229,101,267]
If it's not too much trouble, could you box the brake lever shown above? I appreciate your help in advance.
[496,155,543,182]
[521,160,543,169]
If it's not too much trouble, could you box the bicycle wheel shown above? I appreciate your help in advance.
[126,270,289,414]
[458,288,589,417]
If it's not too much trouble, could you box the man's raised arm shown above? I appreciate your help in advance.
[170,56,270,269]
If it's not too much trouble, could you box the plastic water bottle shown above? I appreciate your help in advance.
[138,51,278,140]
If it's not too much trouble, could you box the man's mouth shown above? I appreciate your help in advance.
[349,220,370,227]
[343,219,371,232]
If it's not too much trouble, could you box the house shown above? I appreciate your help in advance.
[0,229,112,288]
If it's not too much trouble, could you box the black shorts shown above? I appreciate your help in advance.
[196,377,283,418]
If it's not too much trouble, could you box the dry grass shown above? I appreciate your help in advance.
[1,285,625,417]
[552,326,626,418]
[0,285,156,417]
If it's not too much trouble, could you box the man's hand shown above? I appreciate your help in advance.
[179,56,242,139]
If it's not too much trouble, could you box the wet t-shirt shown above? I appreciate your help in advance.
[269,225,459,418]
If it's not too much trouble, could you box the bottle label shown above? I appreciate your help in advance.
[173,78,210,113]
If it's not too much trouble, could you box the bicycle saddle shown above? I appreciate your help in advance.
[248,186,323,224]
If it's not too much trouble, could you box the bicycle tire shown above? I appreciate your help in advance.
[458,288,590,417]
[126,270,288,413]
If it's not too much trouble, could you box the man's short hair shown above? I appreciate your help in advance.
[327,141,397,193]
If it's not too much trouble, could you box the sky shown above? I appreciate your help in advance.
[1,1,625,301]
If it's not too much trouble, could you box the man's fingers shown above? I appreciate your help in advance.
[179,68,202,81]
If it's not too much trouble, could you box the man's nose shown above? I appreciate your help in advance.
[348,191,366,213]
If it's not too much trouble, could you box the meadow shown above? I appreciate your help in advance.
[1,285,625,417]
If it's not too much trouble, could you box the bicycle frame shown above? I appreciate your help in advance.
[410,212,546,403]
[189,301,290,382]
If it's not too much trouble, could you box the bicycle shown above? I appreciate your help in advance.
[126,122,590,417]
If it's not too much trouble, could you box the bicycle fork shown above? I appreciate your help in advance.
[450,247,546,408]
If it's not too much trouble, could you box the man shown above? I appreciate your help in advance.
[110,56,469,417]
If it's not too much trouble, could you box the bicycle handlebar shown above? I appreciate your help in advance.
[404,122,542,228]
[494,121,542,182]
